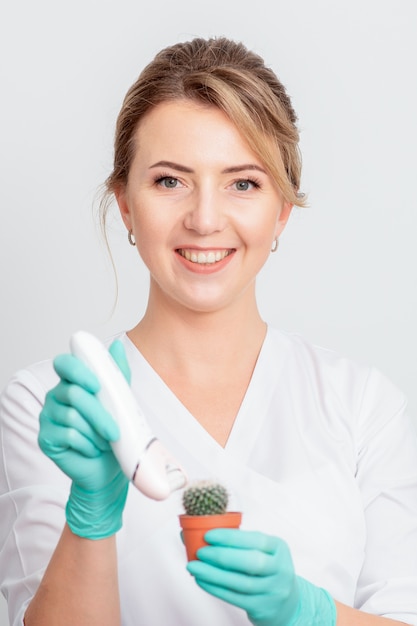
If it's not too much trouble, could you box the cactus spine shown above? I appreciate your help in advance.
[182,480,229,516]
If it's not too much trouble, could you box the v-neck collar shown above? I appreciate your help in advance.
[122,327,289,464]
[225,328,289,461]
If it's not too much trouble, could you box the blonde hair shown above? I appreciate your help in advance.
[100,36,306,229]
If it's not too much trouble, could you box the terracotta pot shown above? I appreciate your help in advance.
[179,512,242,561]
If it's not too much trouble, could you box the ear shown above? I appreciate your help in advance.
[114,185,132,231]
[274,201,293,239]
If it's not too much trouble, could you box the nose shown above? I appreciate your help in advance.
[183,187,227,235]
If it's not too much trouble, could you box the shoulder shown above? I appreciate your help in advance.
[102,331,127,347]
[266,326,408,436]
[267,325,402,387]
[1,358,57,412]
[0,331,129,418]
[266,326,373,384]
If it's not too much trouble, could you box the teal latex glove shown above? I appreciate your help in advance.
[186,529,336,626]
[38,340,130,540]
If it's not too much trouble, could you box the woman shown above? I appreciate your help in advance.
[1,37,417,625]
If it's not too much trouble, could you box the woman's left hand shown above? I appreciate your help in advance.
[186,529,336,626]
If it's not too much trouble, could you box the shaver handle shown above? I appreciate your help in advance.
[70,331,187,500]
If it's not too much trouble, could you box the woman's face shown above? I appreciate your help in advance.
[116,100,292,314]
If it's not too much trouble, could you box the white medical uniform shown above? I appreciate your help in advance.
[1,327,417,625]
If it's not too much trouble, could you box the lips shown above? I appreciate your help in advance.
[177,249,234,265]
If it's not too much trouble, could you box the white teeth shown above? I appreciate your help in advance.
[179,249,231,264]
[198,252,213,264]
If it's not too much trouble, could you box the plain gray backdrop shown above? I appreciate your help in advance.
[1,1,416,623]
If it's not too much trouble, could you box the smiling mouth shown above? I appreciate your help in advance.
[177,249,234,265]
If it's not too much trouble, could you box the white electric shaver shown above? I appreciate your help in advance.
[70,331,187,500]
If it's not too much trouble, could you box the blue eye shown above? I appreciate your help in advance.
[157,176,179,188]
[234,179,260,191]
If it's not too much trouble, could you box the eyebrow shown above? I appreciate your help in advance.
[222,164,266,174]
[150,160,193,173]
[149,160,267,175]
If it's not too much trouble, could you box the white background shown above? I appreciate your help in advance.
[1,1,416,623]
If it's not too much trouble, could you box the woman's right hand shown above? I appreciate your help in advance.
[38,340,130,540]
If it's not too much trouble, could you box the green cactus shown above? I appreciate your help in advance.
[182,480,229,516]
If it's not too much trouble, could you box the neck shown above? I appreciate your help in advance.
[127,284,268,446]
[127,285,267,374]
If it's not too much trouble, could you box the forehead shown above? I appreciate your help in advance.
[138,99,228,130]
[132,100,264,166]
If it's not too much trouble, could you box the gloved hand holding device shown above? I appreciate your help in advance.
[39,330,187,539]
[186,529,336,626]
[38,340,130,540]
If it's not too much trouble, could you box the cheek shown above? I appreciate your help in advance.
[131,204,164,239]
[132,208,175,266]
[242,211,278,246]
